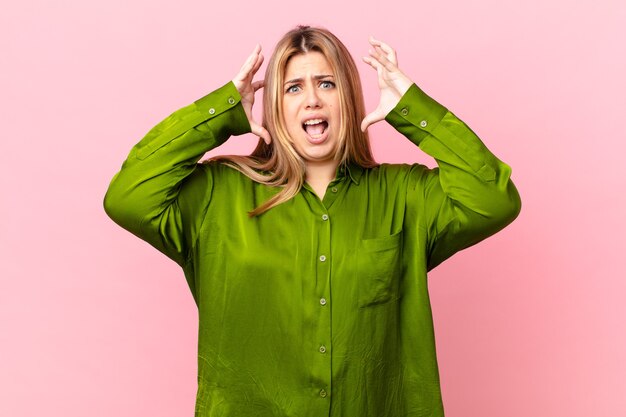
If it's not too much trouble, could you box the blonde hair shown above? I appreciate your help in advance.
[207,25,379,217]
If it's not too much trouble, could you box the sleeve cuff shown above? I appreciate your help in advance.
[193,80,251,140]
[384,83,448,145]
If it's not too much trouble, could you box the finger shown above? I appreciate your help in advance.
[251,50,264,75]
[361,111,382,132]
[370,45,391,65]
[367,56,386,81]
[238,44,261,79]
[236,59,254,83]
[363,55,384,80]
[369,47,397,72]
[373,44,397,68]
[250,119,270,144]
[256,124,272,145]
[252,79,265,91]
[367,49,388,77]
[369,36,397,65]
[362,55,381,72]
[239,46,257,73]
[360,116,369,132]
[261,127,272,145]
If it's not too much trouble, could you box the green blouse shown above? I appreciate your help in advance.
[104,80,521,416]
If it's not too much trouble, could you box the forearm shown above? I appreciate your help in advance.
[103,81,250,262]
[386,83,521,269]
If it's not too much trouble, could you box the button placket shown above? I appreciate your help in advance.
[310,201,332,404]
[322,182,340,207]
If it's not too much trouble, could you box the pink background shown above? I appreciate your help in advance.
[1,0,625,416]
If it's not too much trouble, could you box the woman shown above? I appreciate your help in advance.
[104,25,521,417]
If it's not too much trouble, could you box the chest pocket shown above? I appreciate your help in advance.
[356,230,404,308]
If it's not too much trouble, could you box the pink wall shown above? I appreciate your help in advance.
[1,0,625,416]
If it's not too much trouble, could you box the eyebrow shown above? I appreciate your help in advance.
[284,74,335,85]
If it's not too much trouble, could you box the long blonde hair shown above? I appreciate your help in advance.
[207,25,379,217]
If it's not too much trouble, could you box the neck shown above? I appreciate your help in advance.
[305,159,341,184]
[304,160,339,198]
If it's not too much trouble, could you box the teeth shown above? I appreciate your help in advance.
[304,118,325,125]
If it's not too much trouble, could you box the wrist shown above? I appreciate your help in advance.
[395,77,413,98]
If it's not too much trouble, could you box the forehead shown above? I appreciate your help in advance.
[284,51,334,78]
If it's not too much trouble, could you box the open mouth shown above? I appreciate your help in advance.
[302,119,329,140]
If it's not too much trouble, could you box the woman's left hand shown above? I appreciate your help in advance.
[361,36,414,132]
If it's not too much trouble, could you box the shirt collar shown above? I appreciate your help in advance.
[335,160,364,185]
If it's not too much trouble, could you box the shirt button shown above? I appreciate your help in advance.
[319,255,326,262]
[208,108,216,115]
[401,107,409,116]
[320,298,327,306]
[228,97,235,105]
[319,345,326,354]
[322,214,329,221]
[331,187,338,193]
[320,389,327,398]
[420,120,428,128]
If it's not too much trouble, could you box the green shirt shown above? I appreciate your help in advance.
[104,80,521,416]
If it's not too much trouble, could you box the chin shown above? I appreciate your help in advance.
[289,130,338,163]
[302,145,337,163]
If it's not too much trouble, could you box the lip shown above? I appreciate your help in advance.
[301,114,328,124]
[301,114,329,145]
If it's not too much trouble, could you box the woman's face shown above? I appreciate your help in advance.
[281,51,342,165]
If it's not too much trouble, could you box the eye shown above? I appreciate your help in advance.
[286,84,301,94]
[320,81,335,89]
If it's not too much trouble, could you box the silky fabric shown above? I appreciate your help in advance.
[104,80,521,416]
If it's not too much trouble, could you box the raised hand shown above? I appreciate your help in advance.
[361,36,414,133]
[232,44,272,144]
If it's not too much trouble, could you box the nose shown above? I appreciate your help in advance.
[305,86,321,109]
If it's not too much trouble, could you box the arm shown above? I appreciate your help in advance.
[362,37,521,271]
[103,81,250,266]
[385,83,521,271]
[103,44,269,266]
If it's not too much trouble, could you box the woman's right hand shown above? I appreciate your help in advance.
[232,44,272,145]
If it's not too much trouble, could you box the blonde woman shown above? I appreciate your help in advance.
[104,25,521,416]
